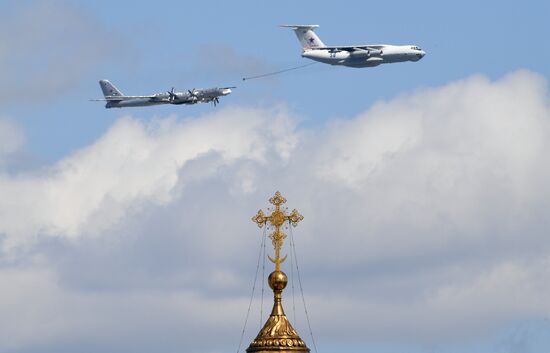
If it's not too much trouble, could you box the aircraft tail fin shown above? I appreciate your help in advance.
[280,24,325,49]
[99,79,123,97]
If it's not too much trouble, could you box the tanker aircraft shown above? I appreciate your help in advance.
[281,25,425,68]
[92,80,234,108]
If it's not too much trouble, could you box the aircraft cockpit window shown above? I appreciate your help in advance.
[411,46,422,51]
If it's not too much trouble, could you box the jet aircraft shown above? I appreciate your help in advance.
[281,25,425,68]
[93,80,234,108]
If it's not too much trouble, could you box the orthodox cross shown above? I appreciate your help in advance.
[252,191,304,272]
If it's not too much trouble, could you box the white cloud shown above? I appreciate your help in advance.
[0,106,297,249]
[0,266,248,353]
[306,256,550,342]
[1,70,550,351]
[300,71,550,267]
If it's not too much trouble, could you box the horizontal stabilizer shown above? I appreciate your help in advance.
[279,24,319,29]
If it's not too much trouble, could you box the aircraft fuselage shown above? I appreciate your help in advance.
[302,45,425,68]
[101,85,233,109]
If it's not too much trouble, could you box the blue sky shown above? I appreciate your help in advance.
[1,1,550,353]
[5,0,550,161]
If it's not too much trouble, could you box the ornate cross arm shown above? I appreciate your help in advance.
[252,192,303,271]
[252,210,268,227]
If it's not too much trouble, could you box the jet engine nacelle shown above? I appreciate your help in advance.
[368,49,383,56]
[350,48,383,58]
[349,49,369,58]
[365,57,384,66]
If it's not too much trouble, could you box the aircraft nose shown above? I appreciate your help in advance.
[222,88,232,95]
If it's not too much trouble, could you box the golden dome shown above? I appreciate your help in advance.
[246,269,310,353]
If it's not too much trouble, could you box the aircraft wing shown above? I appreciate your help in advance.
[312,45,386,51]
[91,95,160,101]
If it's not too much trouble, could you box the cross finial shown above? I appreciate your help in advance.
[252,191,304,271]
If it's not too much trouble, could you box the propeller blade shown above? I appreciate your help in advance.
[167,87,176,102]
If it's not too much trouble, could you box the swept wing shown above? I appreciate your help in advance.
[311,45,386,51]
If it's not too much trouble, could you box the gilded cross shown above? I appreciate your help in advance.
[252,191,304,271]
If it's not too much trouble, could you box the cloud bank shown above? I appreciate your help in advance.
[1,70,549,352]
